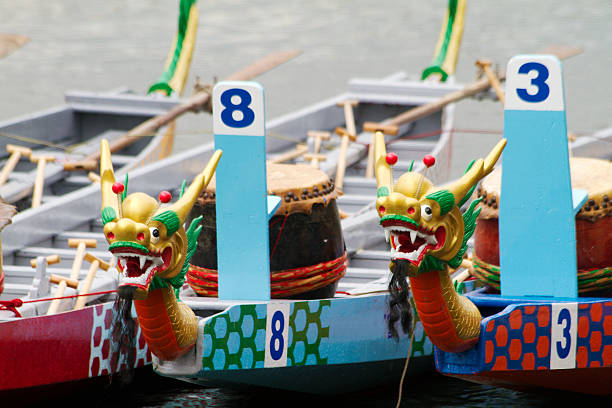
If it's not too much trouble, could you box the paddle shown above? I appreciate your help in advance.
[0,34,29,60]
[64,49,302,171]
[363,45,583,134]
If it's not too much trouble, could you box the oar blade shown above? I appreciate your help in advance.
[225,49,302,81]
[0,34,29,60]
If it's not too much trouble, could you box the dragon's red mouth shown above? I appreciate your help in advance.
[382,219,446,266]
[111,246,173,290]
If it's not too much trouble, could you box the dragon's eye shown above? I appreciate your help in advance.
[421,204,433,221]
[150,227,160,243]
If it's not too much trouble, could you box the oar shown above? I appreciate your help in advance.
[363,46,583,134]
[0,34,29,60]
[64,49,302,171]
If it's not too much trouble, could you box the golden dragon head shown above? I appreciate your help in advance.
[100,140,221,300]
[374,133,506,276]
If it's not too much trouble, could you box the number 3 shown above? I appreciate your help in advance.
[555,308,571,359]
[516,62,550,103]
[220,88,255,128]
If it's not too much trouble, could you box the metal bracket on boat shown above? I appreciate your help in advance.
[28,254,61,308]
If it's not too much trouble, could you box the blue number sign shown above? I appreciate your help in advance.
[500,55,579,298]
[212,81,271,301]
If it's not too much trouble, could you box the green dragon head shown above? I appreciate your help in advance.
[100,139,221,300]
[374,133,506,277]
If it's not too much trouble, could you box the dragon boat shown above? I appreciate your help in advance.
[0,0,201,213]
[373,54,612,395]
[0,0,473,395]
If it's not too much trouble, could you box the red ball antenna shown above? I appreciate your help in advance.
[112,182,124,195]
[385,152,398,166]
[423,155,435,168]
[159,191,172,203]
[112,182,125,217]
[416,155,436,199]
[159,190,172,204]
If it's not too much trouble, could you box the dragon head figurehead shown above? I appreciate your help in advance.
[375,134,506,277]
[100,140,221,300]
[374,132,506,342]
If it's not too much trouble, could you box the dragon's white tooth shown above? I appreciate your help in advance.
[385,229,390,243]
[139,255,146,269]
[410,230,417,244]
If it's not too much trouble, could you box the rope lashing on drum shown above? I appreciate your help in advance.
[470,254,612,294]
[0,289,116,318]
[187,252,348,298]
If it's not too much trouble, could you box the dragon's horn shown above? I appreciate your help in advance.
[100,139,119,222]
[155,150,222,224]
[444,139,507,203]
[374,131,393,194]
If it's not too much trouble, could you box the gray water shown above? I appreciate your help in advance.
[1,0,611,406]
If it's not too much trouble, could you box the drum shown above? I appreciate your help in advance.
[472,157,612,294]
[185,163,346,299]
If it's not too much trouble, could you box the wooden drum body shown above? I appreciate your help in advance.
[472,157,612,294]
[186,163,346,299]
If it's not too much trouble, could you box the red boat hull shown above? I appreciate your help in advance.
[0,302,151,392]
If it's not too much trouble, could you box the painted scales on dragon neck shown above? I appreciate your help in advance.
[374,131,506,352]
[100,139,222,360]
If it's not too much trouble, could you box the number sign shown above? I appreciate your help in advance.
[213,81,271,301]
[264,303,290,367]
[550,303,577,369]
[505,55,564,111]
[500,55,578,298]
[213,81,265,136]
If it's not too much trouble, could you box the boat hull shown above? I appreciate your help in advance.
[154,294,434,394]
[434,296,612,395]
[0,302,151,392]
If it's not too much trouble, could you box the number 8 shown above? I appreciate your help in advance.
[269,310,284,361]
[220,88,255,128]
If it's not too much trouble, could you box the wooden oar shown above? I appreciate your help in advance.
[363,46,583,134]
[0,144,31,187]
[30,154,55,208]
[64,49,302,171]
[0,34,29,60]
[475,59,505,104]
[73,253,110,310]
[303,130,330,168]
[268,143,308,164]
[46,238,96,315]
